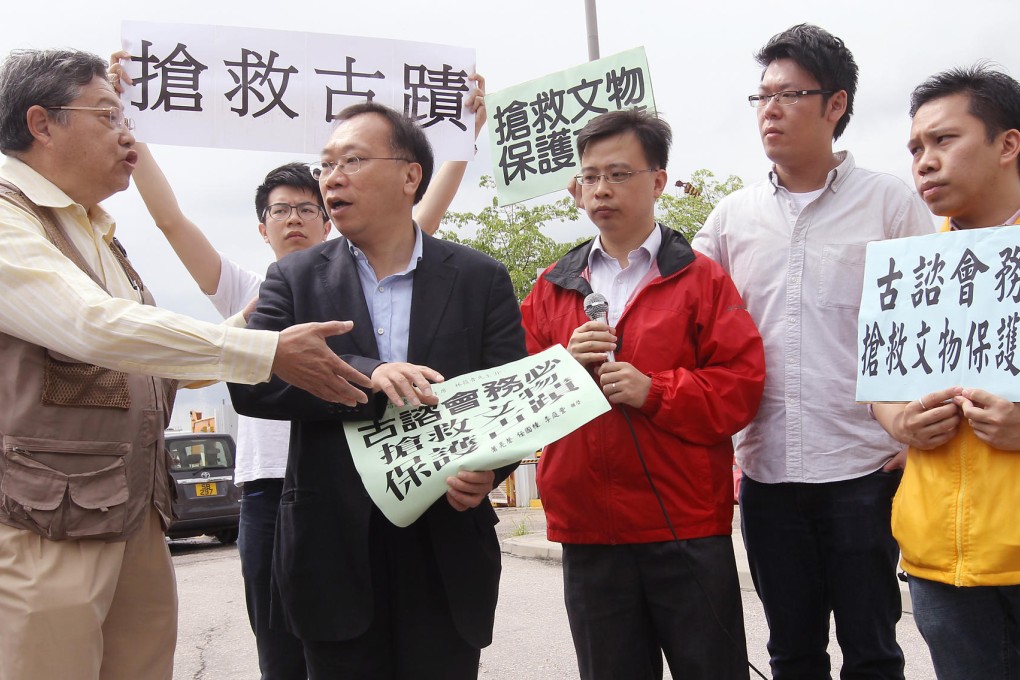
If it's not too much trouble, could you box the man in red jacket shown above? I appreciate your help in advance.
[520,109,766,680]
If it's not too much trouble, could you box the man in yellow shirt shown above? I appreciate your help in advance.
[0,48,371,680]
[873,65,1020,680]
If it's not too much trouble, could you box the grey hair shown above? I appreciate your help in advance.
[0,49,108,153]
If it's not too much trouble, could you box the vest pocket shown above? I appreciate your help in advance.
[42,350,131,410]
[0,436,131,540]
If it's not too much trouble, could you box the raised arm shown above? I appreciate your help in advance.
[413,74,486,235]
[132,144,222,293]
[110,51,221,294]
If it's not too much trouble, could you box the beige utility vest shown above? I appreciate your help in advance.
[0,182,177,541]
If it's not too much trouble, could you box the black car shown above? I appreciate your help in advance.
[165,432,241,544]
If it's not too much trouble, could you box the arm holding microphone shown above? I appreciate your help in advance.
[572,292,652,408]
[568,271,764,445]
[561,293,615,365]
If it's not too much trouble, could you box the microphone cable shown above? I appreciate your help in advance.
[618,404,768,680]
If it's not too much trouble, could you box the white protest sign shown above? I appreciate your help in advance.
[344,344,610,527]
[486,47,655,205]
[119,21,476,159]
[856,226,1020,402]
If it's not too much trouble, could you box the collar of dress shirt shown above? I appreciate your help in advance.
[949,206,1020,230]
[347,221,424,277]
[768,150,855,196]
[587,222,662,272]
[0,154,117,241]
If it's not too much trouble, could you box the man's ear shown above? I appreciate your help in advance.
[652,168,668,199]
[25,105,55,146]
[404,162,423,198]
[825,90,848,124]
[258,222,270,244]
[999,128,1020,169]
[566,175,584,208]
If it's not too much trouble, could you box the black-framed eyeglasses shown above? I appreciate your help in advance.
[306,155,410,180]
[747,89,834,108]
[573,168,657,186]
[45,106,135,130]
[263,202,326,222]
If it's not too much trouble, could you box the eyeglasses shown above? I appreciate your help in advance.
[46,106,135,130]
[263,202,326,222]
[306,155,410,180]
[573,168,657,186]
[747,89,834,108]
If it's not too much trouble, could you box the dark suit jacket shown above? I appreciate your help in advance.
[228,232,526,648]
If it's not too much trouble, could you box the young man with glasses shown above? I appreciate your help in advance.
[121,61,486,677]
[0,48,371,680]
[691,24,933,679]
[521,109,765,679]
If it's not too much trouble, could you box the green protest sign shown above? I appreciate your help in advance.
[487,47,655,205]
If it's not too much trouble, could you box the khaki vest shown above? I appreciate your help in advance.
[0,182,177,541]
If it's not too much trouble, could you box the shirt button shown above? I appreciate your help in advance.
[377,328,385,336]
[378,286,384,293]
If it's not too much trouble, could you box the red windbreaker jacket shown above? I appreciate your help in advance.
[521,225,765,544]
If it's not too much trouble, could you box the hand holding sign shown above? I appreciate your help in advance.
[372,362,443,408]
[874,386,962,450]
[445,469,496,511]
[956,387,1020,450]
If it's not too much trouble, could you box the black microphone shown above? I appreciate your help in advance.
[583,292,615,362]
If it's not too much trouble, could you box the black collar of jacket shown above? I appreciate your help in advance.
[542,223,696,296]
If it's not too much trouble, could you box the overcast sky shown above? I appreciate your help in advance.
[2,0,1016,424]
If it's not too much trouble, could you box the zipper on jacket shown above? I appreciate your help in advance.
[954,434,968,586]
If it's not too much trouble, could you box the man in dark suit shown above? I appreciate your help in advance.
[228,101,526,679]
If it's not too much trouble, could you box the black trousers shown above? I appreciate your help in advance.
[303,509,481,680]
[239,478,307,680]
[740,471,904,680]
[563,536,748,680]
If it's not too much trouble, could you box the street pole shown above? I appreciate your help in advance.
[584,0,600,61]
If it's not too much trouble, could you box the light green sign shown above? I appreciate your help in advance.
[344,344,610,527]
[487,46,655,205]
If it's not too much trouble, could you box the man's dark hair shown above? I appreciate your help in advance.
[755,24,859,141]
[575,109,672,170]
[909,64,1020,143]
[0,49,107,154]
[332,102,434,204]
[254,162,326,221]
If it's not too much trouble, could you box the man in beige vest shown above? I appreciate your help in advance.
[0,48,371,680]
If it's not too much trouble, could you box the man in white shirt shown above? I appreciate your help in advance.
[691,24,933,679]
[0,48,370,680]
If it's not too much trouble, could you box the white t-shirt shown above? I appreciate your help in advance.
[208,254,290,484]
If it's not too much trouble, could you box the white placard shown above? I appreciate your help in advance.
[120,21,476,159]
[857,226,1020,402]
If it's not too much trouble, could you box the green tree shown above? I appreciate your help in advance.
[440,176,588,301]
[655,168,744,240]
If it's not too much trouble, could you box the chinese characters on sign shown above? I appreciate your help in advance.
[120,21,476,158]
[344,345,610,527]
[856,227,1020,402]
[486,47,655,205]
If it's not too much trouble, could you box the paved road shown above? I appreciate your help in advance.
[171,508,937,679]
